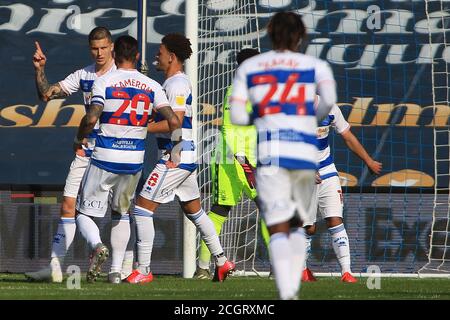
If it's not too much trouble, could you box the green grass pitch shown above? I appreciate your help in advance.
[0,273,449,300]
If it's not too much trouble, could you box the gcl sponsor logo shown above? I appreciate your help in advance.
[82,199,103,209]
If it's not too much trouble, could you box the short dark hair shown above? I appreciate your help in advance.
[267,11,306,50]
[161,33,193,63]
[88,26,112,43]
[236,48,259,66]
[114,35,138,64]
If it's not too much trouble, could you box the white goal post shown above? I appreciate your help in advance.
[185,0,263,277]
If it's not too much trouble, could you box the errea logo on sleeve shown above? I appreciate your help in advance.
[175,95,186,106]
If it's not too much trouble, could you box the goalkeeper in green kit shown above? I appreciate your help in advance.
[195,48,270,279]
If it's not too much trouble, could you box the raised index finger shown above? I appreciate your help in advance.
[35,41,43,53]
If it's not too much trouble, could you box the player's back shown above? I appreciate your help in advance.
[233,50,333,170]
[90,69,167,174]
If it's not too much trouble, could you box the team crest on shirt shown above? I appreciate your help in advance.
[317,126,329,138]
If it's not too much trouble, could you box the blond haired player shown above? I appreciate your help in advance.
[25,27,132,282]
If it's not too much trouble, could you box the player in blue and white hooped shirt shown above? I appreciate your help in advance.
[301,101,382,283]
[230,12,337,300]
[73,35,180,284]
[25,27,118,283]
[126,33,235,284]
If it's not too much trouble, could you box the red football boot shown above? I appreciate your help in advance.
[212,260,235,282]
[126,269,154,284]
[341,272,357,283]
[302,267,317,282]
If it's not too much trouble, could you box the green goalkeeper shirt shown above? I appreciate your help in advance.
[216,86,257,166]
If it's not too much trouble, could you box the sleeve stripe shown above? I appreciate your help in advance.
[92,95,105,101]
[338,124,351,135]
[91,99,104,106]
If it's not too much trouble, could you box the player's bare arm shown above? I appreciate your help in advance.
[73,103,103,152]
[35,70,67,101]
[156,106,182,167]
[315,171,322,184]
[157,105,181,132]
[341,128,382,175]
[33,41,68,102]
[147,110,184,133]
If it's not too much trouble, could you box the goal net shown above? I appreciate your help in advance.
[419,0,450,274]
[196,0,263,275]
[195,0,450,276]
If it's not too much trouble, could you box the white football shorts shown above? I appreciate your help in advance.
[76,163,141,217]
[256,166,316,227]
[139,163,200,203]
[303,175,343,226]
[63,154,90,198]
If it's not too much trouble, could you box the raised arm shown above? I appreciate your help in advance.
[340,128,382,175]
[33,41,67,101]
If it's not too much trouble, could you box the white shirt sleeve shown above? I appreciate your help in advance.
[316,60,335,84]
[315,60,337,121]
[230,65,250,125]
[90,77,106,106]
[59,69,82,95]
[164,80,189,112]
[331,104,350,134]
[153,83,170,110]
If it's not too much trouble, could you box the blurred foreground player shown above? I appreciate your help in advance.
[230,11,336,299]
[195,48,271,279]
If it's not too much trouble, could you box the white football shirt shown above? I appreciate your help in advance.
[230,50,335,170]
[90,69,170,174]
[59,63,117,156]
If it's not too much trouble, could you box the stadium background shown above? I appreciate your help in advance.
[0,0,446,275]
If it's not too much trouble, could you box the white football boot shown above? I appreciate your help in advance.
[25,257,63,283]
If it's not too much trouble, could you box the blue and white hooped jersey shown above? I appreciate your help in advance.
[317,104,350,180]
[59,63,116,157]
[230,50,335,170]
[90,69,170,174]
[154,72,196,172]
